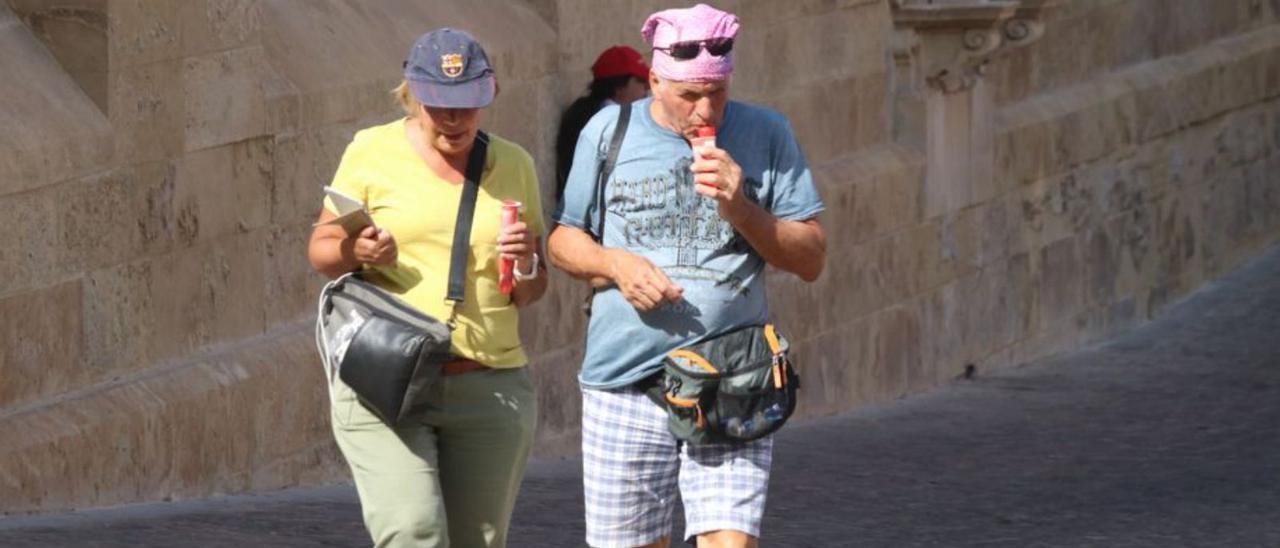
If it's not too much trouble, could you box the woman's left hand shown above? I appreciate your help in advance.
[498,221,535,269]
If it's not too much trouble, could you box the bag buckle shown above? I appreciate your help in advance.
[771,354,786,390]
[444,298,460,331]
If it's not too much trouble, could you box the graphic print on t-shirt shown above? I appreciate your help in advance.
[605,156,759,294]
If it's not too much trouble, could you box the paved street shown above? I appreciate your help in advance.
[3,244,1280,547]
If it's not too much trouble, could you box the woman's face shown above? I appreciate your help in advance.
[614,76,650,105]
[418,105,484,157]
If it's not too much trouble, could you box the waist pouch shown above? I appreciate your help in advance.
[645,324,800,444]
[317,274,453,425]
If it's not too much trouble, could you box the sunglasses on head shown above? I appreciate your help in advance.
[653,37,734,60]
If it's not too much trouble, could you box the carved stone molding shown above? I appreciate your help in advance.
[892,0,1058,94]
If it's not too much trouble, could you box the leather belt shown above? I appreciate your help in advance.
[441,358,488,376]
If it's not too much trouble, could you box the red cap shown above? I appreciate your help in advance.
[696,126,716,138]
[591,45,650,81]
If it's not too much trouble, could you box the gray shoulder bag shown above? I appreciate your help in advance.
[315,132,489,426]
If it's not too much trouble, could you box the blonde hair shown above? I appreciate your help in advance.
[392,80,420,118]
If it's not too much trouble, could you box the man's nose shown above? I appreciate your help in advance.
[694,98,715,123]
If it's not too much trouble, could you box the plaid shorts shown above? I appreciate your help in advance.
[581,386,773,547]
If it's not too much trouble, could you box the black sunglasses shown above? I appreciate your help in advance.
[653,37,734,60]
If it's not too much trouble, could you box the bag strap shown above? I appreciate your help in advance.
[445,131,490,326]
[582,106,632,317]
[764,323,786,389]
[764,324,783,356]
[591,104,632,243]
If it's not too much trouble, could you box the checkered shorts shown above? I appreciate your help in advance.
[581,386,773,547]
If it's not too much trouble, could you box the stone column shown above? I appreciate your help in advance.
[891,0,1056,226]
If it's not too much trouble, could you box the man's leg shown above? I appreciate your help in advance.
[696,530,757,548]
[678,436,773,548]
[581,387,681,548]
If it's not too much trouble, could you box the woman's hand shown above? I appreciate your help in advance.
[498,221,535,274]
[503,222,549,308]
[353,226,398,266]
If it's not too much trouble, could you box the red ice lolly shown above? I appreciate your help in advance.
[691,126,717,189]
[499,200,522,295]
[691,125,716,154]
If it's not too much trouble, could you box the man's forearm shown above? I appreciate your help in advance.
[547,225,617,283]
[727,201,826,282]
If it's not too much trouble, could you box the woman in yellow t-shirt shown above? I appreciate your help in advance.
[307,28,547,548]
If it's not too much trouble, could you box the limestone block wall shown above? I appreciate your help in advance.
[2,0,1280,515]
[993,0,1280,105]
[790,1,1280,422]
[0,0,559,514]
[987,21,1280,365]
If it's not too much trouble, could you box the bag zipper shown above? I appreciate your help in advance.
[329,282,439,324]
[328,292,446,331]
[664,354,777,379]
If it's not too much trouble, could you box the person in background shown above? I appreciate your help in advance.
[555,45,651,199]
[307,27,547,548]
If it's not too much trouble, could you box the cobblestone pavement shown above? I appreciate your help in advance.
[3,245,1279,547]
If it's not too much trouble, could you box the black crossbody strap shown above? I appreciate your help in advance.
[582,106,631,318]
[592,104,632,243]
[445,131,490,314]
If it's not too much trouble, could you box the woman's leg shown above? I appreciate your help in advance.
[331,379,449,548]
[434,367,538,548]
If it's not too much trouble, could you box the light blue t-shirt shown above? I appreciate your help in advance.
[554,97,824,389]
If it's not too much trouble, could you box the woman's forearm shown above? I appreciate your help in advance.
[309,233,361,279]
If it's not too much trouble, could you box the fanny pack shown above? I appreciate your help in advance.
[314,132,489,426]
[646,324,800,444]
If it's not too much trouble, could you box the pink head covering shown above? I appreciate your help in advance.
[641,3,740,82]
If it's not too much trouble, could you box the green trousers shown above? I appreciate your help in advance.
[331,367,537,548]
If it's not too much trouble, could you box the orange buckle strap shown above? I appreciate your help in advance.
[764,324,783,354]
[663,393,706,430]
[765,324,785,389]
[665,393,699,407]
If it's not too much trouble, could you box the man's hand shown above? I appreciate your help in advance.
[687,145,827,282]
[353,226,398,266]
[691,146,749,224]
[607,249,684,311]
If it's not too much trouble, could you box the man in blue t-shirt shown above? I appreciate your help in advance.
[547,5,827,547]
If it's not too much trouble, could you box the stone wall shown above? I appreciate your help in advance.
[0,0,559,513]
[2,0,1279,514]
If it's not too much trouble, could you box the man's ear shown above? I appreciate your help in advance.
[648,74,666,104]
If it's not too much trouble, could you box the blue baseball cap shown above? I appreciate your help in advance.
[404,28,496,109]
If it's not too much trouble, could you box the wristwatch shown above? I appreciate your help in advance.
[514,252,540,281]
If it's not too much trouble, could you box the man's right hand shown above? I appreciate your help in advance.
[353,226,398,266]
[606,249,683,311]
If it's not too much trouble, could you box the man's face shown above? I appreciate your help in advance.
[650,75,729,140]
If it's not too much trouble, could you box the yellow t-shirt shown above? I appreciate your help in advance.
[325,118,545,367]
